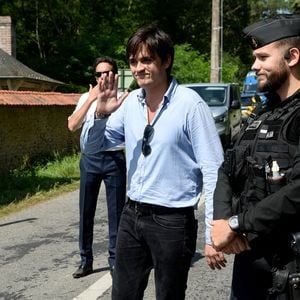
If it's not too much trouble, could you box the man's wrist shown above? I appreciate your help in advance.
[228,215,240,233]
[94,111,111,119]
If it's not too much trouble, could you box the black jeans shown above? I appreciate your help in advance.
[79,150,126,268]
[112,200,198,300]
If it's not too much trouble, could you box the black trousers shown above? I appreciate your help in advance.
[112,200,197,300]
[230,251,277,300]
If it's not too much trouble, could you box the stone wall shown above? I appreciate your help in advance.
[0,105,80,173]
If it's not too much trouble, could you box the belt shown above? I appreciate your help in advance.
[127,199,194,215]
[101,150,124,154]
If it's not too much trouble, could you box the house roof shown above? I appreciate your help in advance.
[0,48,64,85]
[0,90,81,106]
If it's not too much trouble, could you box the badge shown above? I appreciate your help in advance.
[251,36,259,49]
[246,120,262,131]
[258,124,268,138]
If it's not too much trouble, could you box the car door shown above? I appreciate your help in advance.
[228,85,242,142]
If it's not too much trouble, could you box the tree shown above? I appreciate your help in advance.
[173,44,241,84]
[0,0,263,91]
[173,44,211,83]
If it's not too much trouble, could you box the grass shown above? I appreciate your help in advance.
[0,153,81,218]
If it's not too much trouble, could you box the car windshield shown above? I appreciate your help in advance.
[187,86,227,106]
[240,95,253,106]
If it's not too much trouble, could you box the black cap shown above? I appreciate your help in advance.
[243,14,300,49]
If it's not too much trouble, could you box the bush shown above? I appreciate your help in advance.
[173,44,242,84]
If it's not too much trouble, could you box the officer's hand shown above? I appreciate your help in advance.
[209,219,236,251]
[204,244,227,270]
[221,235,250,255]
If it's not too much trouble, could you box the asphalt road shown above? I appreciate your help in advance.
[0,186,233,300]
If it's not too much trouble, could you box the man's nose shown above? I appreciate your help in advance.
[251,59,259,72]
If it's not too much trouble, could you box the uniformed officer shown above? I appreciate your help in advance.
[210,14,300,299]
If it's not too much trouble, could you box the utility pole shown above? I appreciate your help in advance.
[210,0,221,82]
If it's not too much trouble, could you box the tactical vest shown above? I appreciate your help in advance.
[224,97,300,212]
[225,97,300,299]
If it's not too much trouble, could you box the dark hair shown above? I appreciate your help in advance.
[276,36,300,51]
[93,56,118,74]
[126,24,174,77]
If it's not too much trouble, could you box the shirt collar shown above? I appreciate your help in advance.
[137,77,178,106]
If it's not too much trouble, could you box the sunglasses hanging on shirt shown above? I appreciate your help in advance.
[142,124,154,156]
[141,100,168,157]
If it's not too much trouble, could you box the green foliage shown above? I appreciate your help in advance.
[249,0,293,20]
[222,52,243,83]
[293,0,300,12]
[0,153,80,208]
[173,44,242,84]
[173,44,210,83]
[0,0,295,91]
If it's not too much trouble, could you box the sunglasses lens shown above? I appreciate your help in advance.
[95,71,111,77]
[142,125,154,156]
[142,144,151,156]
[144,125,154,137]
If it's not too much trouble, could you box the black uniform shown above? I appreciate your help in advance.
[213,90,300,299]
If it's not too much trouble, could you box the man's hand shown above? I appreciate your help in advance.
[204,244,227,270]
[210,219,236,251]
[221,235,250,255]
[96,72,128,114]
[88,83,101,103]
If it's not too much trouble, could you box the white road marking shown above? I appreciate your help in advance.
[72,272,112,300]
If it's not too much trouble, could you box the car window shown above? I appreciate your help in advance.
[240,95,252,106]
[187,86,227,106]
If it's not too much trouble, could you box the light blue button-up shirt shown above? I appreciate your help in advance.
[101,78,224,243]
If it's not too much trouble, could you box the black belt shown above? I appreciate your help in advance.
[127,199,194,215]
[101,150,124,154]
[82,150,124,156]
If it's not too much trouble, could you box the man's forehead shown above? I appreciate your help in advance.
[96,62,112,69]
[130,44,154,58]
[253,41,282,55]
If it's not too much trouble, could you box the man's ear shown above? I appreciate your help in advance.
[285,47,300,66]
[163,55,172,69]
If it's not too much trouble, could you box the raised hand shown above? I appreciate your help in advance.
[96,71,128,114]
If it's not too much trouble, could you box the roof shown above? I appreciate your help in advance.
[0,48,64,85]
[0,90,81,106]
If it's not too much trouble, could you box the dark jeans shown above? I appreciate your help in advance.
[112,200,198,300]
[79,150,126,268]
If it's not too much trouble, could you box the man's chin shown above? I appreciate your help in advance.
[257,81,268,93]
[136,78,150,87]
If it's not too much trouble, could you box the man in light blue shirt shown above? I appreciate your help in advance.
[95,25,225,299]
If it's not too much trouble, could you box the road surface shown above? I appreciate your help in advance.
[0,187,233,299]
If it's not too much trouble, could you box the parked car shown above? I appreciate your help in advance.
[183,83,242,149]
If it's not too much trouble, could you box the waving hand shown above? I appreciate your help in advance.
[96,72,129,114]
